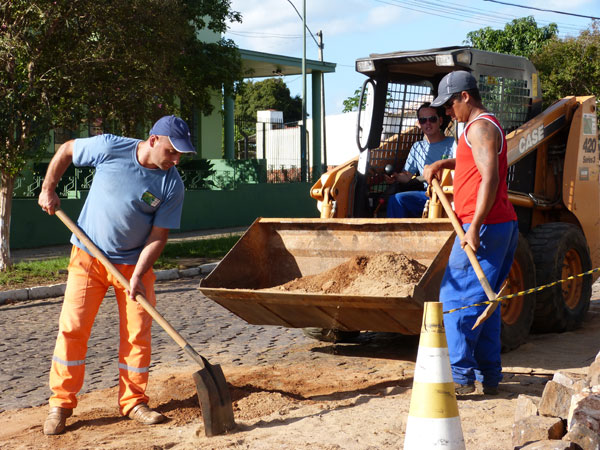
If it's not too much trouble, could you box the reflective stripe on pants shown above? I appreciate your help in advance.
[49,246,156,416]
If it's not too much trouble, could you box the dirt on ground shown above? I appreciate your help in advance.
[3,292,600,450]
[0,312,600,450]
[268,253,427,297]
[2,256,599,449]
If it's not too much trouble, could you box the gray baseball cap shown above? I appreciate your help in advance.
[430,71,478,107]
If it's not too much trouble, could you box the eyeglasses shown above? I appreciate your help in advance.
[418,115,438,124]
[443,94,461,109]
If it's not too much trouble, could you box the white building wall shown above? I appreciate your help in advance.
[255,111,363,170]
[307,111,360,167]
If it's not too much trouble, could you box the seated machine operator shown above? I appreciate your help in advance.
[385,102,455,218]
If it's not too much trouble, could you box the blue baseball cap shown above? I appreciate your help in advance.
[149,115,196,154]
[431,71,478,107]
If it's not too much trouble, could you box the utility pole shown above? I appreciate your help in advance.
[300,0,307,182]
[317,30,327,173]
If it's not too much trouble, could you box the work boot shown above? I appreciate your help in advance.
[454,382,476,395]
[128,403,165,425]
[43,406,73,435]
[482,384,499,395]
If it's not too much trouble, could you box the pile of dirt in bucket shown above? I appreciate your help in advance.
[269,253,427,297]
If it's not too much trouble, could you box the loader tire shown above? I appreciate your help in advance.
[302,328,361,343]
[500,235,536,353]
[527,223,592,333]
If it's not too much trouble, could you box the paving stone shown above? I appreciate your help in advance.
[0,278,311,411]
[515,394,541,421]
[512,416,566,448]
[563,423,600,450]
[540,380,575,419]
[588,360,600,387]
[553,371,589,393]
[568,393,600,433]
[519,440,581,449]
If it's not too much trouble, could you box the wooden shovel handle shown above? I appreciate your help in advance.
[430,179,499,329]
[54,209,196,353]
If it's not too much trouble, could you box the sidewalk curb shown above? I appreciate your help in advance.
[0,262,220,306]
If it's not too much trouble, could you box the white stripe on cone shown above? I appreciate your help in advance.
[413,347,454,384]
[404,416,465,448]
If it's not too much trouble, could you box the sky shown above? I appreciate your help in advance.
[224,0,600,118]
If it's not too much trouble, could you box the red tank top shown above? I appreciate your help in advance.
[453,113,517,224]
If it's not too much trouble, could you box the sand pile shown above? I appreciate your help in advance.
[270,253,427,297]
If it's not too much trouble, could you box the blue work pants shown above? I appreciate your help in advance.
[440,221,519,387]
[386,191,428,218]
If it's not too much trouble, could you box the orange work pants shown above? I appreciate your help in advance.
[49,246,156,416]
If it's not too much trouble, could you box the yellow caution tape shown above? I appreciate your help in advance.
[444,266,600,315]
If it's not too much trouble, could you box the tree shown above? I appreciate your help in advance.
[465,16,558,59]
[234,78,302,123]
[342,88,363,113]
[532,21,600,112]
[0,0,242,270]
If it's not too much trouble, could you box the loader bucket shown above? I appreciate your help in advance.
[199,218,455,335]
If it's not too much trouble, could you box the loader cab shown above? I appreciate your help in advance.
[353,46,541,218]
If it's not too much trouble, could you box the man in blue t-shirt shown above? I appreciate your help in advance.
[385,103,455,218]
[38,115,195,435]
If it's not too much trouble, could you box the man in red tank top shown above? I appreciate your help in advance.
[424,71,518,396]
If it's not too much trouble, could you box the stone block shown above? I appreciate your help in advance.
[568,393,600,433]
[588,361,600,388]
[155,269,179,281]
[519,440,581,449]
[200,262,218,275]
[553,371,589,392]
[568,392,591,429]
[0,288,29,304]
[563,423,600,450]
[28,283,66,300]
[540,380,575,419]
[516,394,541,422]
[513,415,565,448]
[179,267,201,278]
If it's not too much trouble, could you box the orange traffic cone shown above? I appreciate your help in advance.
[404,302,465,450]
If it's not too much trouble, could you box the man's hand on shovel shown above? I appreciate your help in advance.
[430,179,499,329]
[127,274,147,301]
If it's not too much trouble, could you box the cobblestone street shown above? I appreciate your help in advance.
[0,277,311,412]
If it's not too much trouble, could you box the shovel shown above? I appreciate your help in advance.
[55,209,236,437]
[430,179,499,329]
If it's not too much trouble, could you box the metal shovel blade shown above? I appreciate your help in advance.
[193,363,236,437]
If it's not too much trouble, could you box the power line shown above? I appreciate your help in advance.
[483,0,600,20]
[422,0,584,31]
[228,30,302,39]
[375,0,585,33]
[284,0,321,48]
[381,0,585,35]
[375,0,501,27]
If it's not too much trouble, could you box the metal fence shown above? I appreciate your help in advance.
[12,163,267,199]
[12,115,307,198]
[235,116,307,183]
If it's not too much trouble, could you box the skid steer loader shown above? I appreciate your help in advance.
[199,47,600,351]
